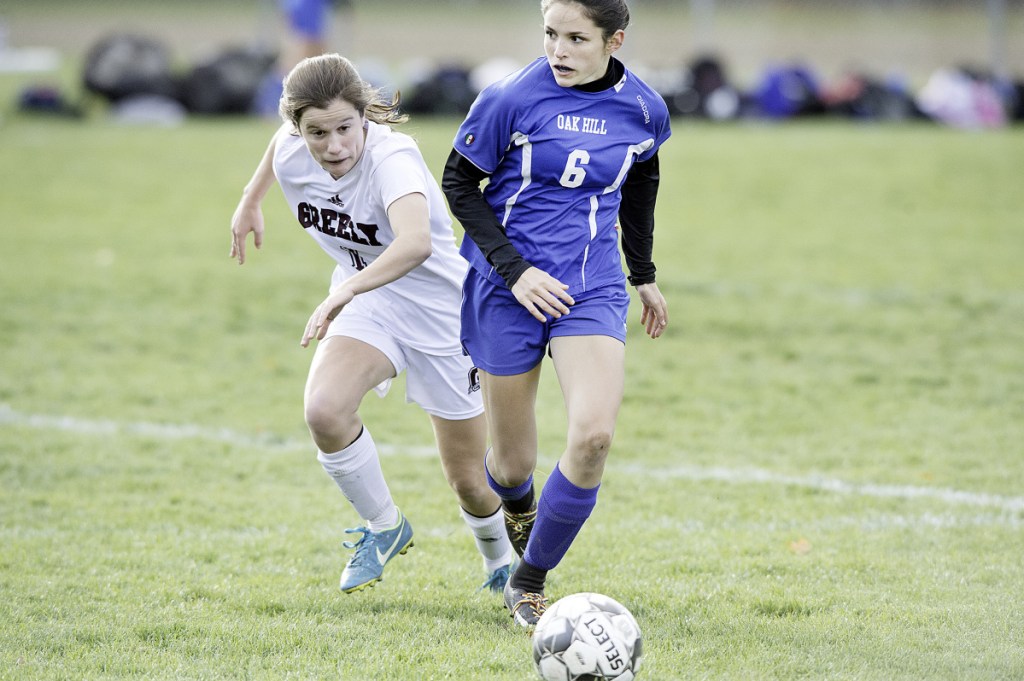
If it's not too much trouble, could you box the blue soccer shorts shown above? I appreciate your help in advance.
[461,267,629,376]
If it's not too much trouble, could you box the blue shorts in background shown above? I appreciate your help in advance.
[283,0,328,39]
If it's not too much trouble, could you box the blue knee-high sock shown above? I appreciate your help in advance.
[523,463,599,571]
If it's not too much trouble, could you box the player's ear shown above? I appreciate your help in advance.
[605,29,624,55]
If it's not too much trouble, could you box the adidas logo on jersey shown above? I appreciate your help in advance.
[328,194,345,207]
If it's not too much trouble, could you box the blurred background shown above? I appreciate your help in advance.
[2,0,1022,126]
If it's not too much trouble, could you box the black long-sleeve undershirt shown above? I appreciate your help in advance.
[441,151,533,287]
[618,152,660,287]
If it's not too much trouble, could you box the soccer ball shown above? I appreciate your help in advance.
[532,592,643,681]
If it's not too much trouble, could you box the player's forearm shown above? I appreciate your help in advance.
[340,231,431,297]
[441,149,531,287]
[618,153,661,286]
[240,127,286,205]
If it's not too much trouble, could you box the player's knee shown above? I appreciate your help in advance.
[570,427,614,467]
[447,475,492,509]
[489,448,538,486]
[304,394,357,441]
[303,399,331,435]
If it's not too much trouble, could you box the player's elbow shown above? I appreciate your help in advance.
[405,231,433,265]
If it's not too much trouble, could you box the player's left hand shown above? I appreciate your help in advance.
[301,288,355,347]
[636,282,668,339]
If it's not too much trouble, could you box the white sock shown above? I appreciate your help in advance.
[460,506,514,572]
[317,427,400,531]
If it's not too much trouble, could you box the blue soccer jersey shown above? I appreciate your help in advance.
[453,57,671,295]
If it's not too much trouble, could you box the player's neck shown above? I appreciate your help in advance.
[573,57,623,93]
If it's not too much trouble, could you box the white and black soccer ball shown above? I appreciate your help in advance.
[532,592,643,681]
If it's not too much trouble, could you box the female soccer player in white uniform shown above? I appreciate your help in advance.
[230,54,514,595]
[442,0,671,627]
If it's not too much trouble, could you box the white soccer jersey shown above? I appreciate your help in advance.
[273,120,467,355]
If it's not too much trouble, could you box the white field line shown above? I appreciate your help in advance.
[0,404,436,456]
[3,404,1023,514]
[615,463,1024,514]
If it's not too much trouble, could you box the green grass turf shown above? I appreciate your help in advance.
[1,113,1022,679]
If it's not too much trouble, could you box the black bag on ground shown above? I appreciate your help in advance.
[178,47,277,115]
[83,33,178,102]
[404,65,476,116]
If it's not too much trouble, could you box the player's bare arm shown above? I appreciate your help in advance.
[300,192,433,347]
[229,126,287,264]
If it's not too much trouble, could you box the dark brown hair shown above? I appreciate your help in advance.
[540,0,630,41]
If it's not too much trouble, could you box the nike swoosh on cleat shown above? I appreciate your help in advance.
[375,525,406,565]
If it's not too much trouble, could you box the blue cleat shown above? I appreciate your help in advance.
[478,562,514,594]
[338,511,414,594]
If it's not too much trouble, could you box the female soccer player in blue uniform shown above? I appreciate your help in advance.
[442,0,671,627]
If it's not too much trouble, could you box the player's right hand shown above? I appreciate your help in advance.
[300,287,355,348]
[511,267,575,322]
[229,200,264,265]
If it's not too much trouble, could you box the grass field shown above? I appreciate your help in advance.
[1,110,1023,680]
